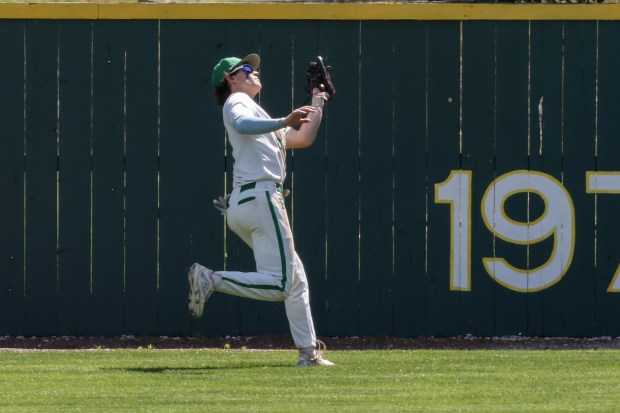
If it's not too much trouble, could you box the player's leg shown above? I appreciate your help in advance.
[286,253,335,366]
[284,253,315,348]
[215,185,293,301]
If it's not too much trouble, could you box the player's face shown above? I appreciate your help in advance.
[229,64,262,95]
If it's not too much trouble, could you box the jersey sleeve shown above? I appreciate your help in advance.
[224,94,285,135]
[232,115,286,135]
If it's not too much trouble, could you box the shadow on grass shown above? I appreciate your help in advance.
[106,363,292,373]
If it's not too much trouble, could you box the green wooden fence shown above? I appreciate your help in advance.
[1,5,620,337]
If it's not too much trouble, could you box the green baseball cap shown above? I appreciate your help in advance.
[211,53,261,88]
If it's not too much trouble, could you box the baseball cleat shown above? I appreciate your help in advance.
[187,263,216,319]
[297,339,335,367]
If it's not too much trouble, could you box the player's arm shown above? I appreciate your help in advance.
[285,56,335,149]
[228,100,315,135]
[227,99,288,134]
[284,92,328,149]
[232,115,287,135]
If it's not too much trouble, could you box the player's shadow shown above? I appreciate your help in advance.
[107,363,290,373]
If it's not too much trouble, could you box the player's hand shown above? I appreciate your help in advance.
[283,106,316,127]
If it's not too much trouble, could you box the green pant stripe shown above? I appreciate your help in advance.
[238,196,256,205]
[221,276,283,291]
[265,191,288,291]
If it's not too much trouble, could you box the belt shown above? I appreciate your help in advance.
[240,181,283,193]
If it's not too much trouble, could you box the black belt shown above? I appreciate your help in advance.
[239,181,283,193]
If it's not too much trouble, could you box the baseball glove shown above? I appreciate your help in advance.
[306,56,335,100]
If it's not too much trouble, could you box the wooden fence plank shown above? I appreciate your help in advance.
[56,21,93,334]
[462,20,496,336]
[23,20,59,335]
[426,21,462,335]
[562,21,597,336]
[322,21,361,336]
[594,21,620,336]
[357,21,397,336]
[529,21,576,336]
[90,20,127,335]
[158,21,199,335]
[122,20,160,335]
[392,21,429,337]
[522,21,561,335]
[0,21,25,335]
[491,21,530,335]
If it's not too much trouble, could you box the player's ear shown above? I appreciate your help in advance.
[224,73,236,85]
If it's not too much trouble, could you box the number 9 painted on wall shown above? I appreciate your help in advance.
[481,170,575,292]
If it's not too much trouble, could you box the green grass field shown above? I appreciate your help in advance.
[1,348,619,412]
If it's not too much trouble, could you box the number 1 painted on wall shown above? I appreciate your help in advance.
[434,171,472,291]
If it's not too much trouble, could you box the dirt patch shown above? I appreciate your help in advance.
[1,335,620,351]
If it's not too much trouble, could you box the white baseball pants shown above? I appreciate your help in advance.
[213,180,316,350]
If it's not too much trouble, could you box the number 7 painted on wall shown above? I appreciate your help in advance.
[586,171,620,292]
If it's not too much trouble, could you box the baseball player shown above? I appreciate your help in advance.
[188,53,335,367]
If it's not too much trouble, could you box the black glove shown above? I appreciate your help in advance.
[306,56,335,101]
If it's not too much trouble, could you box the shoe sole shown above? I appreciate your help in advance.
[187,264,206,318]
[297,359,336,367]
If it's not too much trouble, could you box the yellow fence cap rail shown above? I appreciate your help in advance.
[1,2,620,21]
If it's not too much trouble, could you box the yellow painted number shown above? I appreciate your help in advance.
[435,171,472,291]
[586,171,620,292]
[481,171,575,292]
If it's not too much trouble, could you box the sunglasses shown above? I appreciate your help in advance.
[229,64,255,75]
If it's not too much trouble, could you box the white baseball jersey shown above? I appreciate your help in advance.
[223,92,288,188]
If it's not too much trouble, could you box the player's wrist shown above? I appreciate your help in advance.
[312,91,329,103]
[278,117,289,128]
